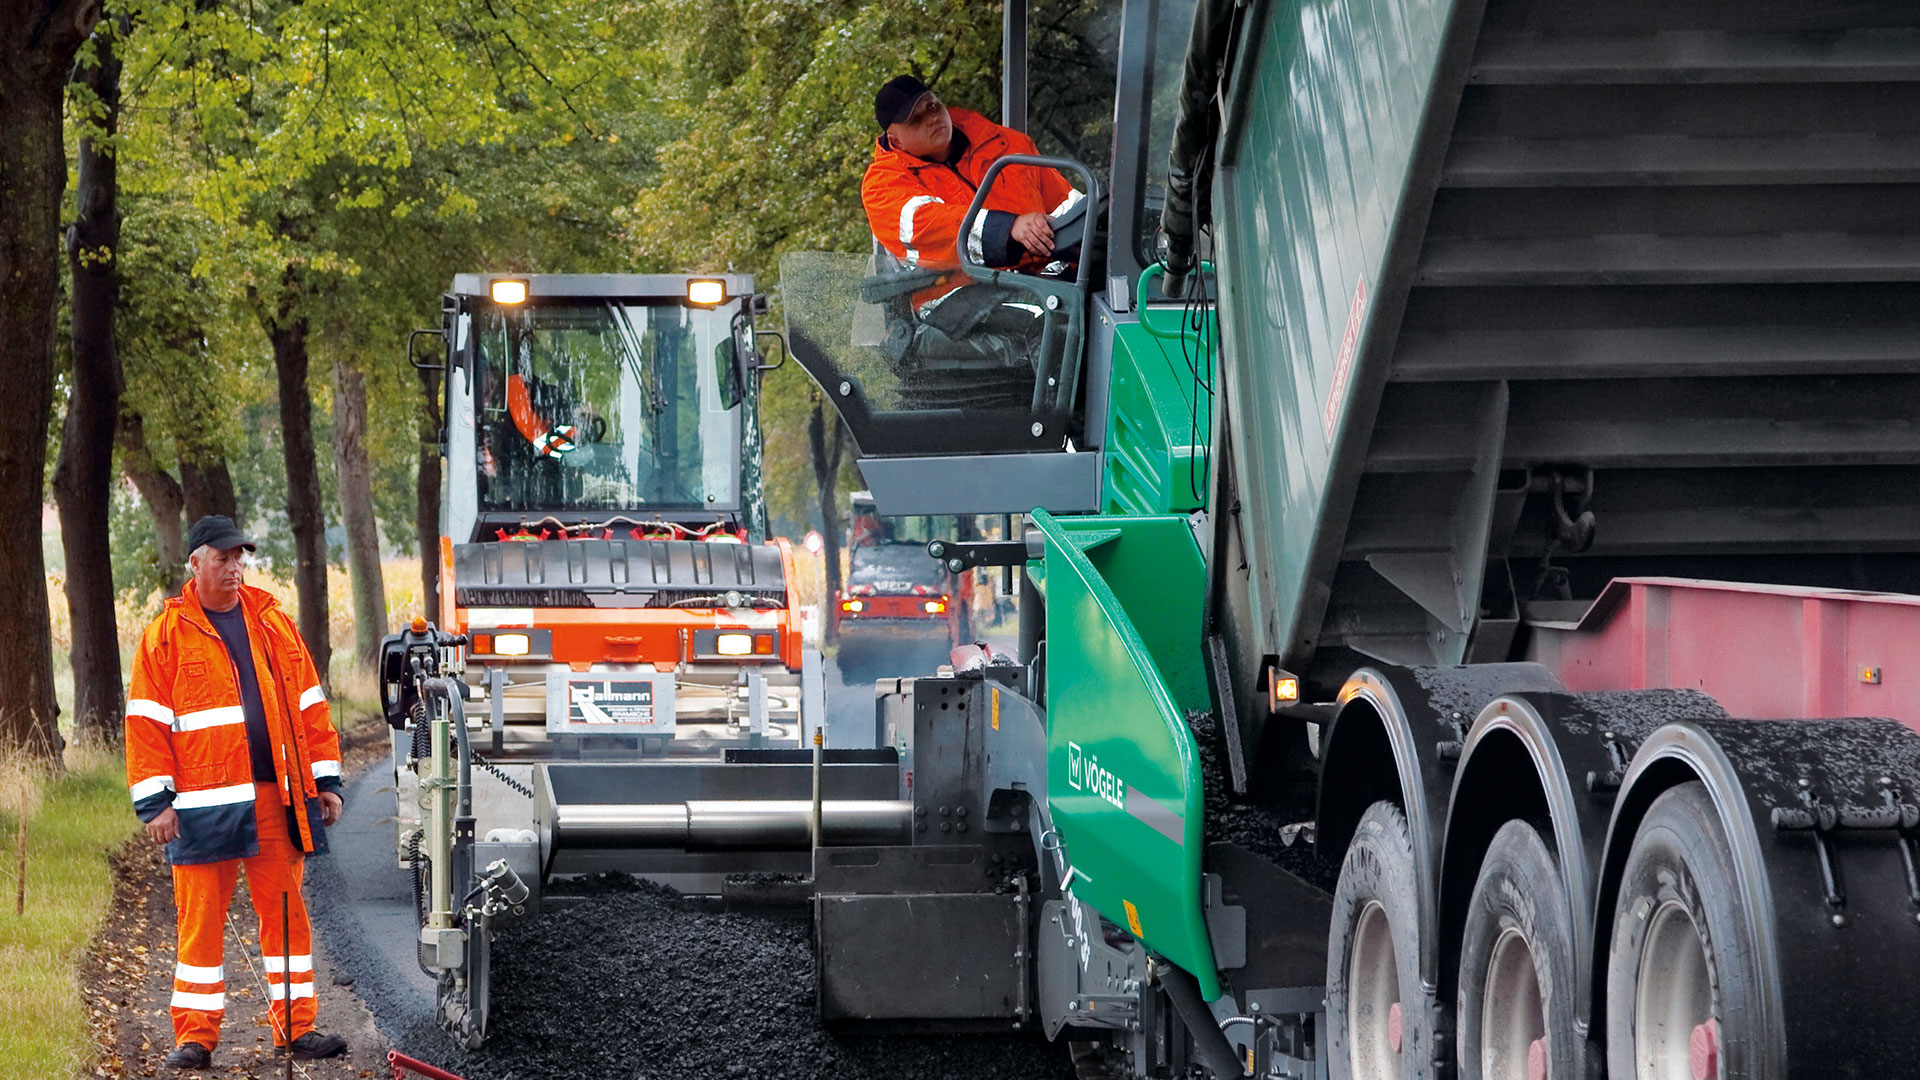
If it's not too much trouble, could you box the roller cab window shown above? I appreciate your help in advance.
[473,301,742,514]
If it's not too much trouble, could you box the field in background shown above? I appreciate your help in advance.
[47,557,429,728]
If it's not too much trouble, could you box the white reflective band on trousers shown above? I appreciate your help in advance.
[170,990,226,1011]
[174,962,224,983]
[263,954,314,974]
[266,982,316,1001]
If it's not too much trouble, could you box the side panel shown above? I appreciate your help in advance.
[1212,0,1464,676]
[1102,315,1216,517]
[1034,510,1217,996]
[1528,578,1920,733]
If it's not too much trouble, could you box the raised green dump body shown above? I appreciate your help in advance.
[1209,0,1920,696]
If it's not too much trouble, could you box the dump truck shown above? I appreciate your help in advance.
[394,2,1920,1075]
[778,0,1920,1076]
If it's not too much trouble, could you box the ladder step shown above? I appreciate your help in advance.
[1471,29,1920,85]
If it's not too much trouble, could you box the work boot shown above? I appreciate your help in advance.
[163,1042,212,1069]
[287,1031,349,1060]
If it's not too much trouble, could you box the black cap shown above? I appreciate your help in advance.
[874,74,933,129]
[186,515,256,554]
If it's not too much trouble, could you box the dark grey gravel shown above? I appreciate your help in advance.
[1186,709,1336,893]
[414,876,1073,1080]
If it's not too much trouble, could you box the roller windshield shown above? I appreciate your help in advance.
[847,544,949,594]
[473,301,743,514]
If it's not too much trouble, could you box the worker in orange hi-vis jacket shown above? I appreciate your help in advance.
[861,74,1085,319]
[124,515,349,1070]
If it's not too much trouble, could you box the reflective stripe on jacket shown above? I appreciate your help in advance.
[125,581,344,865]
[861,108,1083,308]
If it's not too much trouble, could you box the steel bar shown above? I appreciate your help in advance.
[551,799,912,851]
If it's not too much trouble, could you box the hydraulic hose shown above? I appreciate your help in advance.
[1160,0,1243,288]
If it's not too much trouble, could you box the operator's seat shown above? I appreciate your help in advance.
[858,243,1040,411]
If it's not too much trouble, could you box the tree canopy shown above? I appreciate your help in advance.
[20,0,1011,737]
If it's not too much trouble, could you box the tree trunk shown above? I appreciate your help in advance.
[332,358,386,668]
[0,0,100,761]
[180,455,238,523]
[51,12,127,748]
[117,408,186,593]
[268,286,331,684]
[807,397,847,645]
[416,365,442,621]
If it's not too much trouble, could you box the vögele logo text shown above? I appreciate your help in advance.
[1065,741,1125,811]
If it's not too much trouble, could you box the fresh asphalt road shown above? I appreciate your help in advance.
[306,635,1003,1052]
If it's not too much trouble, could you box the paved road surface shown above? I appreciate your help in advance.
[307,634,1012,1052]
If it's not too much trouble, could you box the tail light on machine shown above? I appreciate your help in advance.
[691,628,780,661]
[468,628,552,659]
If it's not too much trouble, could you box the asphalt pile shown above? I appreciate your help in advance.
[1186,709,1337,893]
[416,877,1073,1080]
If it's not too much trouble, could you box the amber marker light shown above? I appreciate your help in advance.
[490,278,530,305]
[686,279,727,306]
[1268,667,1301,711]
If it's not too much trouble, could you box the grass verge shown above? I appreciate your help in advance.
[0,745,139,1079]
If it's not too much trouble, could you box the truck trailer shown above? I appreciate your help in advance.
[396,2,1920,1076]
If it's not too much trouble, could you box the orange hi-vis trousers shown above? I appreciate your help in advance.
[169,783,316,1049]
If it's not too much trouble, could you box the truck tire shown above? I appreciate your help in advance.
[1456,820,1579,1080]
[1604,782,1760,1080]
[1328,800,1431,1080]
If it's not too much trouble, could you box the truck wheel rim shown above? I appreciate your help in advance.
[1635,899,1714,1080]
[1481,926,1547,1080]
[1349,900,1402,1077]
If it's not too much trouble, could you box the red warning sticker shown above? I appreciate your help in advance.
[1322,276,1369,441]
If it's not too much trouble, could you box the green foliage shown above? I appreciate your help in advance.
[624,0,1002,534]
[625,0,1001,280]
[108,480,165,600]
[94,0,1006,601]
[101,0,682,586]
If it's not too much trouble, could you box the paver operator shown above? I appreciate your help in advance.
[125,515,350,1069]
[862,74,1085,320]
